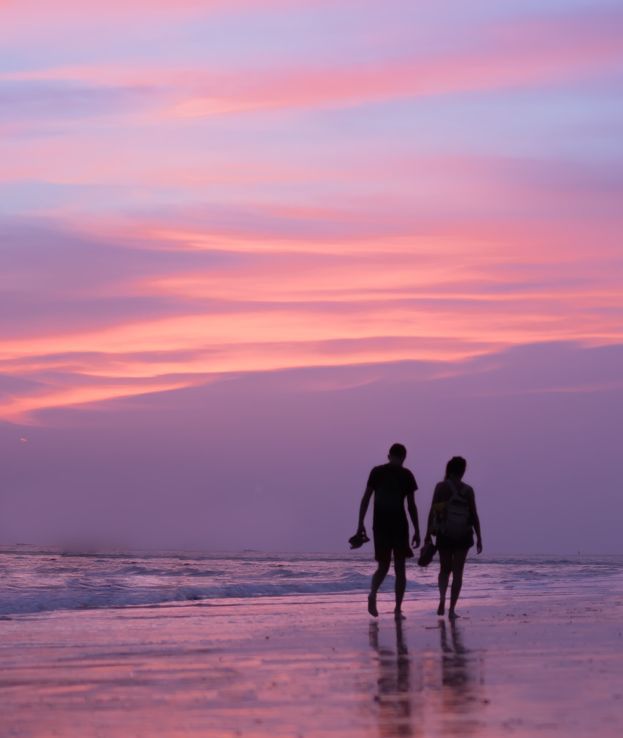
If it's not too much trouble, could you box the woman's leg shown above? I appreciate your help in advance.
[393,555,407,615]
[448,548,469,618]
[437,549,453,615]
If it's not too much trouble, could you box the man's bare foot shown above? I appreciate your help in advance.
[394,609,406,620]
[437,603,445,616]
[368,594,378,617]
[448,610,460,620]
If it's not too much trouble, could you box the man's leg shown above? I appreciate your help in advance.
[393,555,407,617]
[369,552,391,617]
[437,549,452,616]
[448,548,469,618]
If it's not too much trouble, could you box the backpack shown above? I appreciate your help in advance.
[437,480,472,541]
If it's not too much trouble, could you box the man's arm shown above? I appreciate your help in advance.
[406,491,420,547]
[357,485,374,532]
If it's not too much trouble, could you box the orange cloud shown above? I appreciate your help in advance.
[3,225,622,422]
[0,379,194,425]
[2,5,621,422]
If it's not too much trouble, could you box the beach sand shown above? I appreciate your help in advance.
[1,589,621,738]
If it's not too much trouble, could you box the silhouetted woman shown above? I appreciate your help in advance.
[424,456,482,619]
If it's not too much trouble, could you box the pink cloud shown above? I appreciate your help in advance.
[2,8,621,124]
[164,11,623,116]
[0,378,196,425]
[2,209,622,422]
[2,5,621,422]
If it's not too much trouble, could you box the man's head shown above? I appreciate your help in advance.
[388,443,407,465]
[446,456,467,479]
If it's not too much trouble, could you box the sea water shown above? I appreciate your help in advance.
[1,546,621,616]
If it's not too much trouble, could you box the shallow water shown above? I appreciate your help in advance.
[1,546,622,616]
[1,587,622,738]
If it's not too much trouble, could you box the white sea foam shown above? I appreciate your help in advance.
[0,547,621,616]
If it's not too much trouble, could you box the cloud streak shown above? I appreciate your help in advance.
[1,1,622,424]
[3,8,622,124]
[2,209,622,422]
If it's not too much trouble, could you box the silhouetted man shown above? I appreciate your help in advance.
[356,443,420,618]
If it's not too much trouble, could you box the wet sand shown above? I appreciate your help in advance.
[1,589,621,737]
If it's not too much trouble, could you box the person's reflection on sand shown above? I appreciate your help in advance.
[438,620,483,734]
[369,620,421,737]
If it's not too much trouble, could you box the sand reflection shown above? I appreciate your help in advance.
[437,620,484,735]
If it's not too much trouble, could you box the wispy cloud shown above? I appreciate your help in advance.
[4,8,622,123]
[1,1,622,423]
[2,209,622,422]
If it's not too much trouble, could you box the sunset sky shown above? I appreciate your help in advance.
[2,0,622,553]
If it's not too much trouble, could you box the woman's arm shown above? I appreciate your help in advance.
[469,489,483,553]
[424,484,442,542]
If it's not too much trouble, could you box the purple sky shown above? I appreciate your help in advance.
[1,1,622,553]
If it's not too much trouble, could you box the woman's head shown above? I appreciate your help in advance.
[445,456,467,479]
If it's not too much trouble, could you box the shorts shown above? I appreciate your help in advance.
[373,520,414,561]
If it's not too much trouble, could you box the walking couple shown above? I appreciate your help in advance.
[354,443,483,620]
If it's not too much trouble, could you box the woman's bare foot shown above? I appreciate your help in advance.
[437,603,445,616]
[368,594,379,617]
[394,609,406,620]
[448,610,460,620]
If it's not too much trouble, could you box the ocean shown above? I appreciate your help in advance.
[1,546,622,616]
